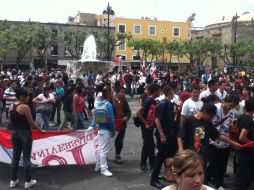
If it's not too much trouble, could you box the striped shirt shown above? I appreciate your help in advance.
[3,87,16,108]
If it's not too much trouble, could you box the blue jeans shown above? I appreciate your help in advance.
[74,112,85,130]
[36,112,51,131]
[126,83,133,97]
[11,130,32,182]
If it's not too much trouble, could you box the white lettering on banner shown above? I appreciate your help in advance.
[30,129,97,166]
[31,133,93,161]
[0,128,118,167]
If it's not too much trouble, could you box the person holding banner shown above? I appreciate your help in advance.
[33,86,55,131]
[9,87,42,188]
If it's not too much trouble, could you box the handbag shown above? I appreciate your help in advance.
[133,114,142,128]
[36,103,53,113]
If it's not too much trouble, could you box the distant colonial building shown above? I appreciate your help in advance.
[0,19,113,70]
[191,13,254,70]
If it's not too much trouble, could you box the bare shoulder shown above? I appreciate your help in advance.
[18,104,30,112]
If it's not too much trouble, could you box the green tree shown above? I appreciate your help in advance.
[0,21,11,61]
[181,38,222,72]
[128,38,155,62]
[30,24,57,69]
[97,31,132,61]
[63,27,87,59]
[5,24,34,68]
[222,40,254,66]
[147,39,162,62]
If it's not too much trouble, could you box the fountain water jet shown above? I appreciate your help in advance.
[66,35,114,79]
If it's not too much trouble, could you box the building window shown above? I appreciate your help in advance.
[79,47,83,55]
[148,26,156,36]
[117,55,126,60]
[93,32,98,38]
[118,24,126,33]
[64,46,71,56]
[64,35,68,42]
[134,25,141,35]
[51,45,58,56]
[133,55,141,60]
[173,27,180,37]
[118,42,126,51]
[133,45,139,51]
[52,29,58,35]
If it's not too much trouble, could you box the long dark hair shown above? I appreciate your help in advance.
[75,85,83,95]
[62,86,75,100]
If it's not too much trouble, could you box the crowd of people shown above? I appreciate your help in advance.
[2,67,254,189]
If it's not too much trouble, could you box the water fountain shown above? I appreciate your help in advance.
[66,35,114,79]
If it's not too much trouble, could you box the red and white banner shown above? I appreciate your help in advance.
[0,128,116,167]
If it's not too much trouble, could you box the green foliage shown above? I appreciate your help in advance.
[128,38,155,61]
[223,40,254,65]
[0,23,35,67]
[30,24,56,57]
[0,20,12,56]
[97,31,132,60]
[63,27,87,59]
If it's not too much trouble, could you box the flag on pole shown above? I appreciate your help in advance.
[115,56,121,65]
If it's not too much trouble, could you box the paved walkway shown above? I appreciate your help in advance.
[0,96,253,189]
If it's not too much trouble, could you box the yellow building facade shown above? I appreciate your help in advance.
[114,17,191,68]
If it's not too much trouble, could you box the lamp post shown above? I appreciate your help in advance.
[232,13,240,66]
[103,3,114,61]
[0,57,2,72]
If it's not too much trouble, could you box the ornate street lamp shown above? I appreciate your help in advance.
[232,13,240,66]
[103,3,114,61]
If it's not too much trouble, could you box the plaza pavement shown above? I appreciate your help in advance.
[0,96,253,190]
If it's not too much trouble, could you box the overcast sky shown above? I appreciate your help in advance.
[1,0,254,27]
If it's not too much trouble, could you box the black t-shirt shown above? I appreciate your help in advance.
[178,115,220,154]
[63,95,73,112]
[238,114,254,155]
[156,99,176,140]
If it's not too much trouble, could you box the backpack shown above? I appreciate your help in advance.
[147,101,158,128]
[94,101,110,124]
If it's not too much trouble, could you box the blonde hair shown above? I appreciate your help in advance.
[171,150,203,176]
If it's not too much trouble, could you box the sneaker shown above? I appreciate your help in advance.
[49,122,56,127]
[147,168,153,175]
[10,179,19,188]
[101,169,113,177]
[115,155,123,164]
[24,179,37,189]
[95,166,100,172]
[139,165,149,173]
[217,186,225,190]
[67,122,73,129]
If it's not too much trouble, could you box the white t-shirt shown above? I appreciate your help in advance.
[172,94,180,106]
[181,98,203,117]
[37,93,55,102]
[162,185,215,190]
[216,89,227,100]
[156,94,165,102]
[95,74,102,85]
[199,89,221,100]
[94,92,103,108]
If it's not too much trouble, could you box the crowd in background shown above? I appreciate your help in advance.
[2,66,254,189]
